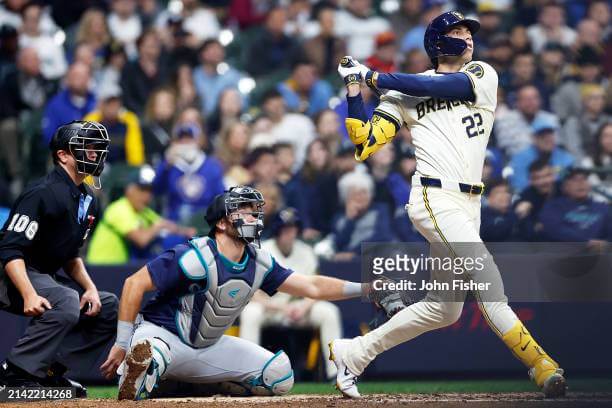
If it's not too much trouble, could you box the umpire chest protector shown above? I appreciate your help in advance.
[175,236,273,348]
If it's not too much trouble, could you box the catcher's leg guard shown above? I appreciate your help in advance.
[118,338,171,400]
[502,321,566,397]
[246,350,294,396]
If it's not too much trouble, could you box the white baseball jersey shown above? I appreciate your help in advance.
[376,61,498,184]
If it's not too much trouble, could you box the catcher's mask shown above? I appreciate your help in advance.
[49,121,110,189]
[206,186,266,247]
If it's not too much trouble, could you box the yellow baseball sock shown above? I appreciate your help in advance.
[502,321,560,387]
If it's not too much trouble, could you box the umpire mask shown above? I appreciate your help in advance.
[51,121,110,189]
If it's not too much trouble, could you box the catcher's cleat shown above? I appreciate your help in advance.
[118,340,153,400]
[118,338,170,400]
[328,339,361,399]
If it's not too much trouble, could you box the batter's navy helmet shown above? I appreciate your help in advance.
[424,11,480,66]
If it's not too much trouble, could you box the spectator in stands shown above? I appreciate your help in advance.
[514,158,557,241]
[321,170,394,260]
[273,142,295,186]
[389,0,422,40]
[284,0,311,38]
[173,63,199,113]
[473,4,504,58]
[481,180,518,242]
[484,34,513,76]
[153,123,225,225]
[0,0,27,29]
[582,122,612,201]
[243,146,278,185]
[574,19,603,51]
[193,39,243,117]
[74,8,111,60]
[228,0,273,29]
[42,62,96,144]
[207,87,244,139]
[527,2,576,53]
[107,0,142,59]
[214,120,251,186]
[500,52,550,108]
[84,82,145,166]
[538,42,566,92]
[244,6,303,78]
[120,29,168,115]
[285,139,338,241]
[495,85,558,157]
[587,1,611,34]
[277,59,333,117]
[539,167,611,243]
[509,116,574,192]
[19,2,66,80]
[335,0,390,59]
[96,41,127,91]
[400,0,443,53]
[561,85,611,160]
[156,0,220,47]
[87,165,194,264]
[509,25,531,54]
[369,143,396,211]
[240,208,341,380]
[401,48,430,74]
[138,0,161,28]
[315,109,342,155]
[141,87,176,165]
[365,31,397,73]
[1,47,54,192]
[303,4,346,78]
[388,149,423,242]
[551,46,605,121]
[257,90,316,170]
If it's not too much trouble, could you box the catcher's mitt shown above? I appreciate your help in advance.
[367,276,414,319]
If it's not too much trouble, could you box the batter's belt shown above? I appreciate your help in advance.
[412,175,484,196]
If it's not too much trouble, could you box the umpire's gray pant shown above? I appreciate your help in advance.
[0,269,118,378]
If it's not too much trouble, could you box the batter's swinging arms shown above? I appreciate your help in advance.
[330,11,567,399]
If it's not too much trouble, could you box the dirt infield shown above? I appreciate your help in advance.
[3,393,612,408]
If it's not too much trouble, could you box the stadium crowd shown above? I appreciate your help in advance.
[0,0,611,265]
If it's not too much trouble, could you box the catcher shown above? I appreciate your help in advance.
[101,186,407,400]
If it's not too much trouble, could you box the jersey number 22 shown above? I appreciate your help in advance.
[462,113,484,138]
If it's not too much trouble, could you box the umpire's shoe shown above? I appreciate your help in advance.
[42,362,87,398]
[329,339,361,398]
[0,360,44,388]
[118,338,171,400]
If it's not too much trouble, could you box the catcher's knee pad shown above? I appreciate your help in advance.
[248,350,294,396]
[149,337,171,379]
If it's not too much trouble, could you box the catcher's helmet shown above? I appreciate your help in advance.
[205,186,265,246]
[424,11,480,67]
[50,120,110,178]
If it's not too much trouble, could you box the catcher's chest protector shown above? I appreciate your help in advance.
[175,236,273,348]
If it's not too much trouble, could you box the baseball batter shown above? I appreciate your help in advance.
[330,11,567,399]
[100,186,403,400]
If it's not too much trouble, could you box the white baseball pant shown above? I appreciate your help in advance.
[344,185,520,375]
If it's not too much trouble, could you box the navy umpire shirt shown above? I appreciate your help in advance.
[0,166,100,276]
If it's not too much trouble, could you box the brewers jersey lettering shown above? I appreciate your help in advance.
[375,61,497,184]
